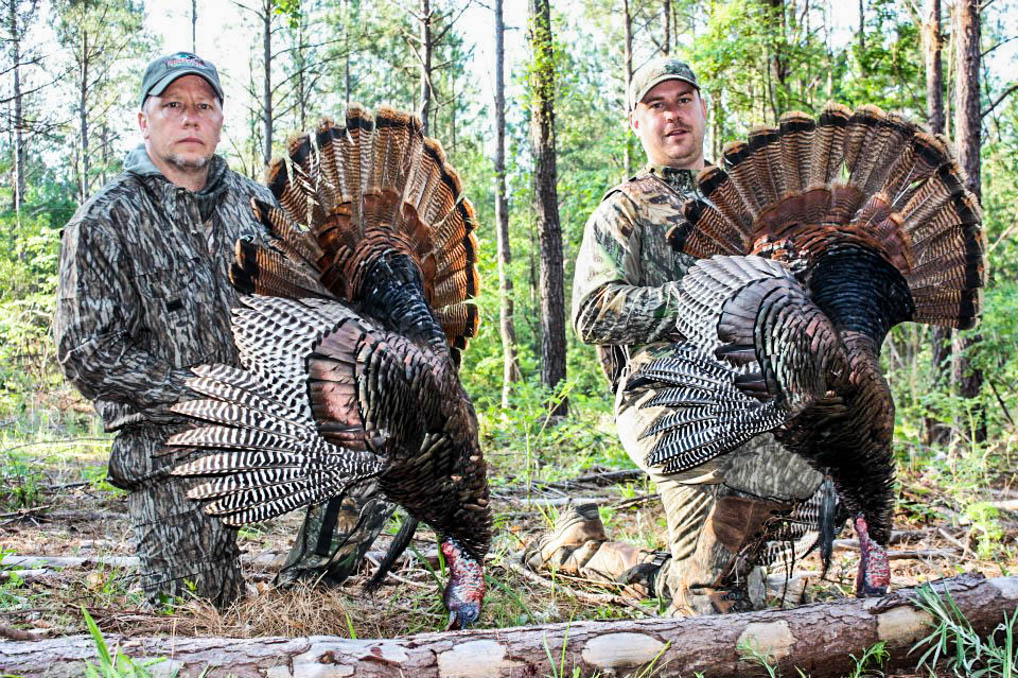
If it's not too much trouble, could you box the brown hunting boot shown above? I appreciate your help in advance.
[523,503,666,596]
[670,493,793,616]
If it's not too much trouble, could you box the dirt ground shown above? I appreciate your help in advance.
[2,435,1017,676]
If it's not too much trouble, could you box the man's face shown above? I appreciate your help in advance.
[138,75,223,172]
[630,79,707,170]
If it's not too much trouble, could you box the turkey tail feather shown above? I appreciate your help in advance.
[675,103,984,331]
[255,105,480,359]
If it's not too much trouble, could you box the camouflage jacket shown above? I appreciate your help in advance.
[571,164,701,392]
[54,146,274,431]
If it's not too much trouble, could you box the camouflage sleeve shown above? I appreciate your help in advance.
[571,192,683,346]
[54,216,192,415]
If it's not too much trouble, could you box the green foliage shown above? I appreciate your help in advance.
[80,607,171,678]
[912,584,1018,678]
[847,641,889,677]
[0,452,44,511]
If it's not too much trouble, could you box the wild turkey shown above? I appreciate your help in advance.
[631,103,985,597]
[167,106,490,629]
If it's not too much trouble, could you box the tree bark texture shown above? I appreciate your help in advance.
[78,29,90,202]
[952,0,985,443]
[8,0,27,211]
[2,574,1015,678]
[419,0,433,135]
[261,0,273,167]
[923,0,952,448]
[494,0,520,409]
[528,0,567,415]
[663,0,670,55]
[622,0,633,178]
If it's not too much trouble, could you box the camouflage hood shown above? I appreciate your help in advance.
[124,145,229,221]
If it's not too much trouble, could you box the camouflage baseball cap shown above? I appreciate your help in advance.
[139,52,224,109]
[629,57,699,111]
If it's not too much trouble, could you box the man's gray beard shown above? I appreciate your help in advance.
[166,153,210,173]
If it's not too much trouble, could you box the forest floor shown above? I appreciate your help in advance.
[2,388,1017,677]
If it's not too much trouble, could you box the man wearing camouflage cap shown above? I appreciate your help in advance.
[55,52,390,607]
[525,58,822,615]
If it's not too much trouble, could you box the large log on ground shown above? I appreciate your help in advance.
[1,573,1015,678]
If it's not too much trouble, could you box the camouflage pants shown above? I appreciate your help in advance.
[109,423,243,608]
[614,361,823,614]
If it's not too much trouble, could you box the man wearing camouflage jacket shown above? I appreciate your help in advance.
[54,52,388,608]
[526,58,822,615]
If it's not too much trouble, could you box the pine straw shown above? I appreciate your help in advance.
[181,581,363,638]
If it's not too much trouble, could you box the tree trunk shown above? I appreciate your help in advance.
[191,0,197,52]
[9,0,27,212]
[952,0,985,444]
[528,0,567,415]
[3,574,1015,678]
[923,0,951,448]
[419,0,432,135]
[622,0,633,178]
[764,0,786,120]
[663,0,670,55]
[494,0,520,409]
[261,0,273,167]
[858,0,865,56]
[78,30,90,202]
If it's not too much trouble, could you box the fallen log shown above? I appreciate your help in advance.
[1,573,1014,678]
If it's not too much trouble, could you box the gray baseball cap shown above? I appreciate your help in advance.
[629,58,700,111]
[139,52,224,109]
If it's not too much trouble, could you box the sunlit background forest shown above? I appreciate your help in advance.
[2,0,1018,674]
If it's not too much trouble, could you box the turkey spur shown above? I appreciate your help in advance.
[168,106,489,629]
[631,103,985,597]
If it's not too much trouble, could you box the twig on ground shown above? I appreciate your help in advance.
[0,622,39,641]
[0,505,53,519]
[1,438,111,455]
[832,541,956,560]
[502,559,653,615]
[610,493,660,511]
[938,527,973,559]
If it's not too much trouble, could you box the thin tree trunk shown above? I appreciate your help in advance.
[858,0,865,56]
[344,0,351,105]
[622,0,633,178]
[663,0,670,55]
[528,0,567,415]
[9,0,26,212]
[952,0,985,444]
[79,30,90,202]
[494,0,520,409]
[296,15,307,131]
[261,0,273,166]
[419,0,432,135]
[923,0,951,448]
[191,0,197,52]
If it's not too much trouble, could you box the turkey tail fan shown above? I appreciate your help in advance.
[242,105,481,361]
[675,103,985,330]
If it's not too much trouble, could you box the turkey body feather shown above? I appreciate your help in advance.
[168,106,490,628]
[635,103,986,597]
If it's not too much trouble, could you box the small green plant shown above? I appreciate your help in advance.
[80,464,127,498]
[0,452,43,510]
[965,502,1005,560]
[847,641,889,677]
[737,638,781,677]
[81,607,170,677]
[911,583,1017,677]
